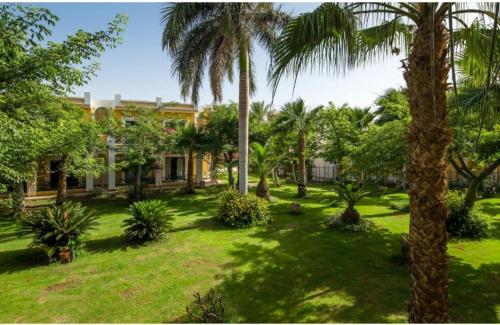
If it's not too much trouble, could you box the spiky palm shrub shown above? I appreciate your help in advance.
[123,200,172,242]
[332,181,371,225]
[270,3,499,321]
[161,3,288,195]
[250,142,272,200]
[17,201,98,261]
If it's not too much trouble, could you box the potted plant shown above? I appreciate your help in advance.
[58,246,71,264]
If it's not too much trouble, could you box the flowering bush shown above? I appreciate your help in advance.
[217,190,271,228]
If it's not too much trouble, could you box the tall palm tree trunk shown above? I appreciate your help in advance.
[404,17,452,323]
[186,150,195,194]
[56,155,68,205]
[297,132,307,197]
[238,42,250,195]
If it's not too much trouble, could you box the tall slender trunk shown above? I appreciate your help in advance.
[238,42,250,195]
[404,16,452,323]
[186,150,195,194]
[56,155,68,205]
[297,132,307,197]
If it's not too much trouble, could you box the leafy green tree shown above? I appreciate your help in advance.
[273,98,319,197]
[352,120,409,186]
[200,103,239,187]
[250,142,272,200]
[270,3,499,320]
[161,3,288,195]
[174,124,204,194]
[373,88,410,125]
[0,4,126,210]
[315,104,360,177]
[116,108,170,201]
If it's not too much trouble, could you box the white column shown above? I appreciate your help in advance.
[86,173,94,192]
[27,171,37,197]
[196,154,203,184]
[107,136,116,190]
[184,154,189,179]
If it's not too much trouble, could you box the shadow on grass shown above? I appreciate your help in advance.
[0,247,48,274]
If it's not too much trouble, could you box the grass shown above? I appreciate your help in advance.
[0,178,499,323]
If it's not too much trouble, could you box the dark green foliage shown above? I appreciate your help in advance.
[390,200,410,212]
[17,201,98,260]
[186,289,225,323]
[217,190,271,228]
[323,211,373,232]
[446,191,490,239]
[123,200,172,242]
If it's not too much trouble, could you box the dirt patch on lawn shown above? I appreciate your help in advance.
[44,276,82,293]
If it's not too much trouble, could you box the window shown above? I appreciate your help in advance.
[164,119,187,133]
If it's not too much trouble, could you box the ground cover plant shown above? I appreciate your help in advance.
[0,177,498,323]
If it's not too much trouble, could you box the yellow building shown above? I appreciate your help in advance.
[27,92,210,198]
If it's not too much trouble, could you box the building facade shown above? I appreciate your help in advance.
[25,92,210,198]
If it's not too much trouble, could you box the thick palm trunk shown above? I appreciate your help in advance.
[56,155,68,205]
[238,42,250,195]
[256,174,270,200]
[186,150,195,194]
[297,132,307,197]
[404,17,452,323]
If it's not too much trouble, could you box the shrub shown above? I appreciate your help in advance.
[446,191,490,239]
[17,201,98,261]
[123,200,172,242]
[390,199,410,212]
[323,212,373,232]
[217,190,271,228]
[186,289,225,323]
[331,181,371,225]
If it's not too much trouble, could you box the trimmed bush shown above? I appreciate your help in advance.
[123,200,172,242]
[446,191,490,239]
[217,190,271,228]
[390,199,410,212]
[17,201,98,261]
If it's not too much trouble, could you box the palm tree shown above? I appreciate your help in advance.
[161,3,288,195]
[274,98,319,198]
[174,124,204,194]
[250,142,272,200]
[332,181,371,225]
[250,101,272,123]
[269,3,499,322]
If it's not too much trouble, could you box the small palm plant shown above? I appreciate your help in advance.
[17,201,98,261]
[332,181,371,225]
[250,142,273,200]
[123,200,172,242]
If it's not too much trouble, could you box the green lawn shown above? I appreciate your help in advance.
[0,179,499,323]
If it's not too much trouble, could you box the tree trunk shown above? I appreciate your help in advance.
[56,155,68,205]
[238,42,250,195]
[271,167,281,187]
[297,132,307,198]
[12,182,26,215]
[463,177,480,210]
[256,174,270,200]
[186,150,195,194]
[135,164,142,201]
[210,154,219,182]
[227,162,235,188]
[404,16,451,323]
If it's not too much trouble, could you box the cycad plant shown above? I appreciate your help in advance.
[270,3,499,321]
[17,201,98,261]
[250,142,272,200]
[123,200,172,242]
[332,181,371,225]
[161,3,288,195]
[273,98,319,197]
